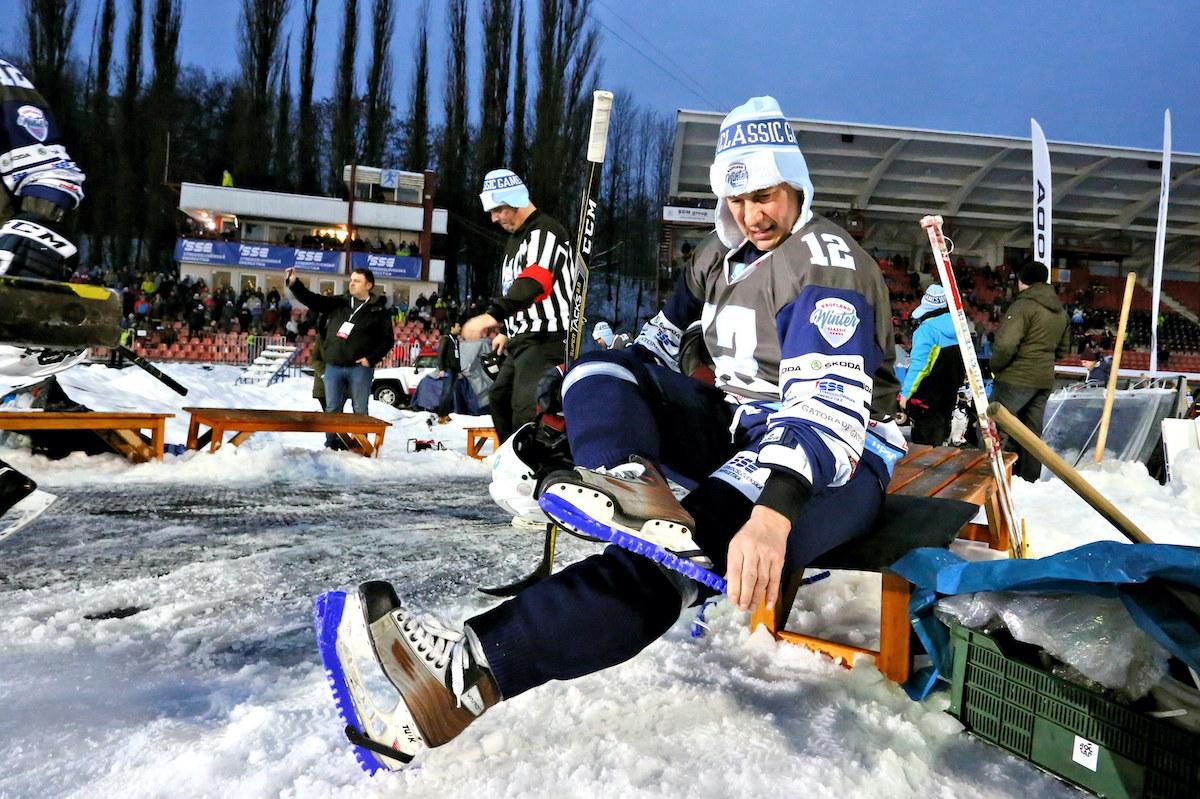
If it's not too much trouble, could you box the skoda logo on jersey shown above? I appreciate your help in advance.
[16,105,49,142]
[725,162,749,192]
[810,298,860,348]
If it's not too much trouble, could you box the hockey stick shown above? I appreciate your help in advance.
[988,403,1152,544]
[118,345,189,396]
[478,91,614,598]
[920,215,1025,557]
[477,523,558,597]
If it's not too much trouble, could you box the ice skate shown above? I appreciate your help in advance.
[0,463,56,543]
[313,581,500,774]
[537,457,725,592]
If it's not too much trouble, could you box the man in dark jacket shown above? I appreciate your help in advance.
[285,267,394,445]
[989,259,1071,481]
[435,320,462,423]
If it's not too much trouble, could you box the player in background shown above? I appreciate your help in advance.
[0,57,88,539]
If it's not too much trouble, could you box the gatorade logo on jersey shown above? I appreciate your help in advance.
[810,298,859,348]
[16,105,49,142]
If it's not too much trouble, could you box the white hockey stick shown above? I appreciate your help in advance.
[920,215,1025,557]
[565,90,614,366]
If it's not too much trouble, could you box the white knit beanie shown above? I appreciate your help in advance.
[480,168,530,211]
[709,96,814,247]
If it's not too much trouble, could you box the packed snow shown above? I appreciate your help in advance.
[2,363,1198,798]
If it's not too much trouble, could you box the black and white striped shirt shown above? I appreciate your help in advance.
[487,209,576,337]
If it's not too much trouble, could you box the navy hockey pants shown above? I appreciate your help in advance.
[468,349,888,700]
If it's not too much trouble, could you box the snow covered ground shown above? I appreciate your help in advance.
[2,363,1198,798]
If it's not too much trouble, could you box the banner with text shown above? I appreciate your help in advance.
[350,251,422,280]
[174,239,342,273]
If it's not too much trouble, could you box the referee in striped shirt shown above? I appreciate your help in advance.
[463,169,576,443]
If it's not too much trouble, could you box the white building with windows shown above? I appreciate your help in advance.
[174,168,448,307]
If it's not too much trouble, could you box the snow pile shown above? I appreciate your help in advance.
[1,361,1196,798]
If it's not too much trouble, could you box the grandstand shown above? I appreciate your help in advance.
[664,111,1200,376]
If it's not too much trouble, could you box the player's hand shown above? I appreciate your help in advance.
[284,267,296,285]
[0,211,77,281]
[462,313,500,340]
[492,334,509,355]
[898,394,907,409]
[356,357,370,366]
[725,505,791,612]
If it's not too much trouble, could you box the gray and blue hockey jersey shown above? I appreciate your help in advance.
[636,213,901,497]
[0,59,85,219]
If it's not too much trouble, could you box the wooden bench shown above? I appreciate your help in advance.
[0,411,172,463]
[466,427,500,459]
[750,444,1017,683]
[184,407,390,457]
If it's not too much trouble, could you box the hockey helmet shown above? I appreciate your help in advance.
[488,423,548,524]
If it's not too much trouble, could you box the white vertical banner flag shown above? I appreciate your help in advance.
[1031,119,1052,277]
[1150,109,1171,374]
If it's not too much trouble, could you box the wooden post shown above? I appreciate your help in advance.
[1095,271,1137,463]
[990,402,1154,544]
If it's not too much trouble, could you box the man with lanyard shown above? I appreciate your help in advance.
[462,169,575,443]
[285,266,393,446]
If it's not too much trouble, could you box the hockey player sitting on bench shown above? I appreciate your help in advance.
[311,95,906,772]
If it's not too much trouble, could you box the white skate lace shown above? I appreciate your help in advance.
[399,614,473,708]
[593,462,645,480]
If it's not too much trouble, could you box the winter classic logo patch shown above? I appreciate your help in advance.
[810,298,859,348]
[725,162,748,192]
[16,105,48,142]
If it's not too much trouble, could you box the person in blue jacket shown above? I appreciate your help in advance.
[899,284,965,445]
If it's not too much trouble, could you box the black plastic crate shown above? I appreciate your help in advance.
[947,621,1200,799]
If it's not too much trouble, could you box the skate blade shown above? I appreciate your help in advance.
[539,492,727,594]
[0,489,56,543]
[313,591,423,775]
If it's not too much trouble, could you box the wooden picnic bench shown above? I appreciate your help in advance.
[466,427,500,459]
[184,407,390,457]
[0,411,172,463]
[751,444,1017,683]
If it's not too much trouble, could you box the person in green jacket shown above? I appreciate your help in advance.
[989,259,1071,481]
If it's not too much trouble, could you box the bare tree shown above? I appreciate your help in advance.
[83,0,117,268]
[331,0,359,193]
[114,0,145,269]
[145,0,183,267]
[21,0,80,112]
[272,41,293,190]
[528,0,599,219]
[296,0,320,193]
[439,0,470,298]
[362,0,395,166]
[235,0,291,188]
[476,0,513,178]
[401,0,430,173]
[509,0,528,177]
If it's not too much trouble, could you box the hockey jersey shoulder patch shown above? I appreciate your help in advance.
[809,297,859,348]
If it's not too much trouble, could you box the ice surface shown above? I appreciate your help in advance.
[2,363,1194,798]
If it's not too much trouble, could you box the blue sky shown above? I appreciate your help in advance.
[1,0,1197,152]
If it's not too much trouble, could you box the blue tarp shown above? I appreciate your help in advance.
[412,374,485,415]
[411,374,446,412]
[890,541,1200,698]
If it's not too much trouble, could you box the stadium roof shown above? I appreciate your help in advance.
[669,111,1200,272]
